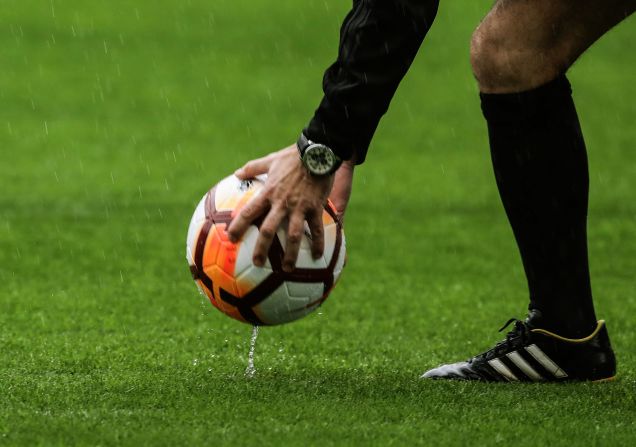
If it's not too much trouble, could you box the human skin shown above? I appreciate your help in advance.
[472,0,636,93]
[227,146,353,272]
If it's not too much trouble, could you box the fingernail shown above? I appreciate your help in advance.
[234,169,243,177]
[253,256,264,267]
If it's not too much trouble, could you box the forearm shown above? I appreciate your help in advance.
[305,0,439,164]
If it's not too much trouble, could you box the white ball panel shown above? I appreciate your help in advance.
[286,281,324,299]
[186,195,207,263]
[333,234,346,279]
[299,221,313,252]
[285,295,318,320]
[186,245,195,266]
[254,282,327,325]
[322,222,338,266]
[214,175,265,211]
[234,225,270,276]
[275,227,328,269]
[253,283,292,325]
[213,175,240,210]
[283,297,320,323]
[298,247,327,269]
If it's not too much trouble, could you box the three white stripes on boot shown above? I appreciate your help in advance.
[488,344,568,381]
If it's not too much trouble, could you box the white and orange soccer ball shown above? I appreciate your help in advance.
[186,175,346,325]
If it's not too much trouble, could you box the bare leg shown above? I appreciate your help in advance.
[472,0,636,93]
[472,0,635,335]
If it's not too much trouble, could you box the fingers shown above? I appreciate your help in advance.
[234,154,273,179]
[252,205,286,267]
[306,210,325,260]
[230,146,334,271]
[328,160,354,218]
[230,201,324,270]
[227,195,269,243]
[283,212,305,272]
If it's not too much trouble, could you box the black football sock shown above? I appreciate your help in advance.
[480,75,597,338]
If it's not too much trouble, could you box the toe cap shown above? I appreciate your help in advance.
[421,362,471,379]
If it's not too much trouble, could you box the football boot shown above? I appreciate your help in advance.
[421,311,616,382]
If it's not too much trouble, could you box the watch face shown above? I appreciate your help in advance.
[303,145,336,175]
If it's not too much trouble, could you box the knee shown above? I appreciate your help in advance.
[470,20,570,93]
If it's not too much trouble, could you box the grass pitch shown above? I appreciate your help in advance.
[1,1,636,445]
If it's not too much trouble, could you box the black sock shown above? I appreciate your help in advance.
[480,75,597,338]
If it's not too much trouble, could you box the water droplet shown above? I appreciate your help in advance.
[244,325,259,378]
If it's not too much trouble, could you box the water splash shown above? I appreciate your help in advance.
[244,325,259,378]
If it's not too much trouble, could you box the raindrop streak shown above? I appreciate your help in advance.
[245,325,259,378]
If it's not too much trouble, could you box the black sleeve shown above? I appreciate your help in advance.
[304,0,439,164]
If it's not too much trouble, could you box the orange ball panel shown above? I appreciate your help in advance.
[202,222,239,276]
[213,224,239,276]
[205,265,238,297]
[203,225,221,269]
[212,301,246,323]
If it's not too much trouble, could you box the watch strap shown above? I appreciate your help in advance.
[297,132,310,156]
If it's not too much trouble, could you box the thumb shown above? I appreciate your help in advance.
[234,155,272,179]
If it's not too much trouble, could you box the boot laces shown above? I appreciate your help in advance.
[473,318,530,362]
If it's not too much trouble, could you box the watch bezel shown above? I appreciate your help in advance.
[297,133,342,176]
[302,143,338,176]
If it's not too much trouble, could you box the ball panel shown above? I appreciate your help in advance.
[322,222,338,266]
[253,282,327,325]
[212,175,242,211]
[202,225,222,270]
[286,296,321,320]
[196,274,247,324]
[252,283,292,325]
[186,244,196,267]
[212,223,238,276]
[275,228,328,269]
[235,264,273,297]
[333,235,346,278]
[234,225,272,276]
[186,195,207,263]
[215,300,247,323]
[286,281,323,299]
[214,175,264,213]
[204,265,239,299]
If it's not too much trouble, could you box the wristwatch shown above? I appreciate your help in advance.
[297,132,342,176]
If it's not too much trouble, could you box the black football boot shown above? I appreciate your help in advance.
[421,311,616,382]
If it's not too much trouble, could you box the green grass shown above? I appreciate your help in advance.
[1,0,636,445]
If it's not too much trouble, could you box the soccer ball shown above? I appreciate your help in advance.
[186,175,346,325]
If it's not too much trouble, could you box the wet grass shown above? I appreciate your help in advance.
[1,1,636,445]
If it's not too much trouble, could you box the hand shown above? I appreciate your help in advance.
[329,159,355,224]
[227,145,334,272]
